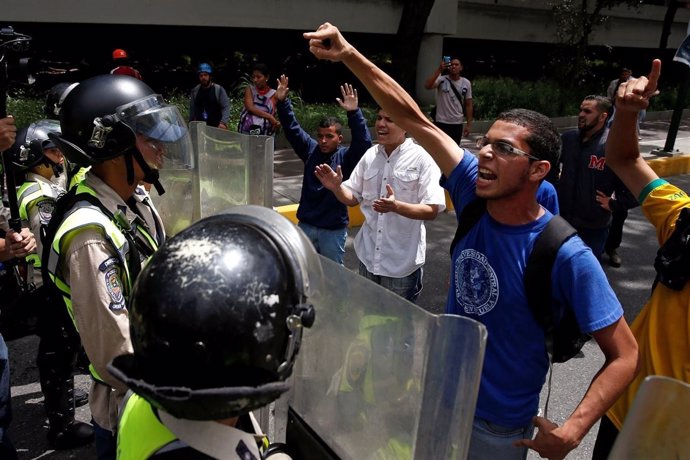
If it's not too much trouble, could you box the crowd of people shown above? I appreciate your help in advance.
[0,26,683,460]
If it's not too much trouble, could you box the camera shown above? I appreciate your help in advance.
[443,56,451,66]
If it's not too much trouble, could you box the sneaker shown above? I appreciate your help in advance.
[607,249,622,268]
[74,388,88,408]
[47,421,94,449]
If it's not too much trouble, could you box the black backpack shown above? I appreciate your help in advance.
[450,198,591,363]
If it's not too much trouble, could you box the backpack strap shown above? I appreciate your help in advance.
[523,215,576,359]
[449,198,486,257]
[445,77,466,115]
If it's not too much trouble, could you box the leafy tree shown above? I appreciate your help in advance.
[548,0,642,83]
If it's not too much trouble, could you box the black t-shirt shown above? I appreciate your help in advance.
[194,85,222,127]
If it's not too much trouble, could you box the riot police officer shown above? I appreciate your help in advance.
[45,74,192,459]
[108,206,322,459]
[8,120,94,448]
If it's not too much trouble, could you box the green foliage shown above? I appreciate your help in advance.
[7,89,45,128]
[6,79,683,135]
[471,77,584,120]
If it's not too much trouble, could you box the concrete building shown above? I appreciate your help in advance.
[4,0,689,102]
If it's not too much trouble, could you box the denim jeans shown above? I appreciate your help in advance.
[0,334,17,460]
[358,262,423,303]
[298,222,347,265]
[468,416,534,460]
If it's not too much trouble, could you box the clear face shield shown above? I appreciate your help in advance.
[115,94,193,171]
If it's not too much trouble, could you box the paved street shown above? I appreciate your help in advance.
[8,112,690,459]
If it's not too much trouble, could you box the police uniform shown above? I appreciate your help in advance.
[46,171,164,434]
[116,393,290,460]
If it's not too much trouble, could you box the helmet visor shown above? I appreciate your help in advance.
[117,95,193,170]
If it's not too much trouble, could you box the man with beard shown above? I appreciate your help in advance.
[189,63,230,129]
[557,95,635,260]
[275,75,371,264]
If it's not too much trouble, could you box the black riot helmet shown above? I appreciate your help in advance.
[50,74,193,194]
[108,205,323,421]
[8,119,62,171]
[43,82,79,119]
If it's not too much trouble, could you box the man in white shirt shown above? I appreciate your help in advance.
[316,108,446,303]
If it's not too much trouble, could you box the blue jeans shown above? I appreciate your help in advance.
[358,262,423,303]
[0,334,17,460]
[574,225,610,261]
[468,417,534,460]
[298,222,347,265]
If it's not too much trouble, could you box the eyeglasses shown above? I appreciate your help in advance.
[475,137,539,161]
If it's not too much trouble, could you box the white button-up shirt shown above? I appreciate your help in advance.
[343,138,445,278]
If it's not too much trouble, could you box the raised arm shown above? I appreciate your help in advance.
[605,59,662,199]
[423,60,445,90]
[304,23,463,178]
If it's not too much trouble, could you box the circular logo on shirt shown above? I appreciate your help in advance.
[455,249,499,316]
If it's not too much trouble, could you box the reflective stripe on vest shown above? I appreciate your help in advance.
[46,183,159,383]
[117,393,177,460]
[18,180,60,269]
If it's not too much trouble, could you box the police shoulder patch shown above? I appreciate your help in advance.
[37,199,56,225]
[100,257,126,311]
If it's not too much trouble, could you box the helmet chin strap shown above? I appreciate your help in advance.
[128,148,166,196]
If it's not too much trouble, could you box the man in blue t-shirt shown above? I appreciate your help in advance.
[304,23,639,460]
[275,75,372,264]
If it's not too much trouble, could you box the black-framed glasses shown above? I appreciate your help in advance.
[475,137,539,161]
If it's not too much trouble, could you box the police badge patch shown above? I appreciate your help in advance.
[37,200,56,225]
[99,257,126,311]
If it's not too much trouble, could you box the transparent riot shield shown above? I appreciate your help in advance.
[609,375,690,460]
[270,256,487,460]
[152,122,274,235]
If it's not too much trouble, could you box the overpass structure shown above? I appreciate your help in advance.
[4,0,690,103]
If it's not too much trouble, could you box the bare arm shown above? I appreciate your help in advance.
[605,60,662,199]
[314,164,359,207]
[464,98,474,136]
[244,86,279,125]
[423,62,444,90]
[304,24,463,178]
[516,317,638,459]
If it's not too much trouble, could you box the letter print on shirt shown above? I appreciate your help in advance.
[455,249,499,315]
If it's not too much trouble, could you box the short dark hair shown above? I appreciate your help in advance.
[495,108,562,171]
[583,95,612,115]
[252,63,270,77]
[318,117,342,135]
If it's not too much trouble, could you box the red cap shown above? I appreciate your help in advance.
[112,49,128,60]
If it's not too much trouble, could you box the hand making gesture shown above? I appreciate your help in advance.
[314,164,343,192]
[336,83,358,112]
[275,74,289,103]
[615,59,661,113]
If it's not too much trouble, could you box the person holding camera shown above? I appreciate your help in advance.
[424,56,473,144]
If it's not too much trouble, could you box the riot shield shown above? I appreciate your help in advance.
[273,256,487,460]
[152,122,274,235]
[609,375,690,459]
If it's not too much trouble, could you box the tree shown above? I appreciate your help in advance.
[548,0,641,83]
[391,0,437,93]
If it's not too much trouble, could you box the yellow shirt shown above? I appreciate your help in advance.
[608,180,690,429]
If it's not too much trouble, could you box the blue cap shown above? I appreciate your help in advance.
[198,63,212,74]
